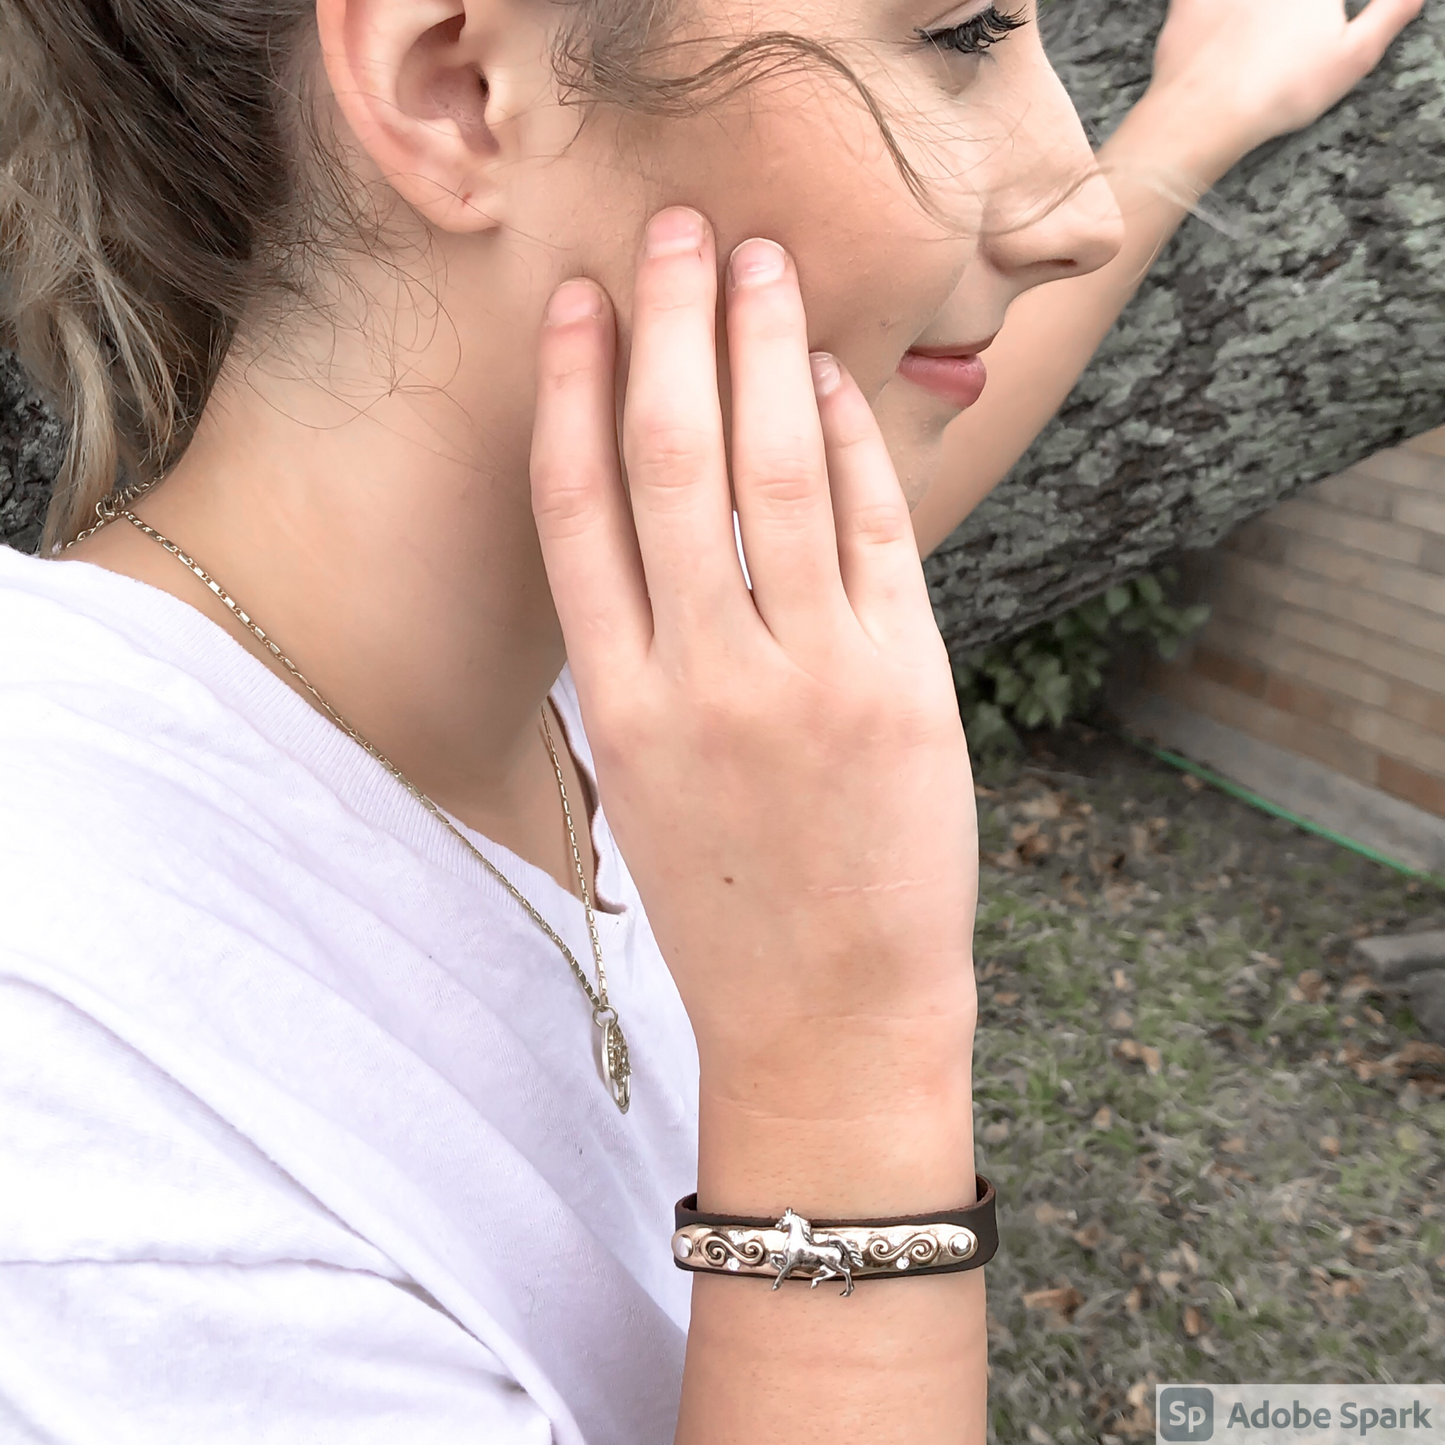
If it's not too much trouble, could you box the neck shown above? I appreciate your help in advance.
[65,310,590,886]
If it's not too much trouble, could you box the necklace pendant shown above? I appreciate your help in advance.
[596,1010,631,1114]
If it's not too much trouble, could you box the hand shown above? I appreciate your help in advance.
[1147,0,1424,165]
[530,209,978,1121]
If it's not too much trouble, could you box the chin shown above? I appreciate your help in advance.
[872,378,954,513]
[887,430,950,514]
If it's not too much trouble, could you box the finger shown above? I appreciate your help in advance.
[621,208,753,640]
[812,352,936,646]
[726,239,849,643]
[531,278,651,694]
[1344,0,1423,72]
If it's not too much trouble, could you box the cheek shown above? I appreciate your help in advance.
[536,95,976,501]
[626,92,975,385]
[793,220,972,396]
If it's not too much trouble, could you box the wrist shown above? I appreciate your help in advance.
[1105,83,1254,196]
[696,1005,978,1219]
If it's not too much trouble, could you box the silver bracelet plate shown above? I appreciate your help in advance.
[672,1208,980,1298]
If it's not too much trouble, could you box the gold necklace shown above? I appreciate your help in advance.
[67,490,632,1113]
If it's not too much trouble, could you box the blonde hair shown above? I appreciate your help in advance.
[0,0,326,549]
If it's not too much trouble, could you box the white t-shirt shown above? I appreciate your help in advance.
[0,543,700,1445]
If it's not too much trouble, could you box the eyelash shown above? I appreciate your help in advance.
[916,4,1028,55]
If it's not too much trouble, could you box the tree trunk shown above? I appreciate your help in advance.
[0,348,63,555]
[926,0,1445,654]
[5,1,1444,652]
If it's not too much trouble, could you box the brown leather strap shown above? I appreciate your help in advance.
[672,1175,999,1279]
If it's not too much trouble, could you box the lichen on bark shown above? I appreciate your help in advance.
[925,0,1445,655]
[0,349,63,554]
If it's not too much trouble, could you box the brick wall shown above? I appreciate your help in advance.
[1131,428,1445,819]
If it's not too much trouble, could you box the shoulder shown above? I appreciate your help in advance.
[0,545,424,1044]
[0,541,215,688]
[0,542,279,746]
[0,547,322,930]
[0,977,556,1445]
[0,973,390,1272]
[0,544,408,896]
[0,545,281,813]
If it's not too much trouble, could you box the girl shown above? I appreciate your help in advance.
[0,0,1416,1441]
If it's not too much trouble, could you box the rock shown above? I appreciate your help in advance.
[1408,969,1445,1043]
[1351,930,1445,984]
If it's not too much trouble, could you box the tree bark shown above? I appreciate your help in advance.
[4,1,1444,657]
[926,0,1445,654]
[0,349,63,555]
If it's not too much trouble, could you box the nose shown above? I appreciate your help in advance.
[978,57,1124,291]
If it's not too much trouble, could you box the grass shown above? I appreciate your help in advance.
[971,728,1445,1445]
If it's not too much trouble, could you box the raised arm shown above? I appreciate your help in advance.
[532,211,985,1445]
[909,0,1425,556]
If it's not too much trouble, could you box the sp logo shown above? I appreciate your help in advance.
[1160,1386,1215,1442]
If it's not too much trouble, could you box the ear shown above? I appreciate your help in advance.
[316,0,535,232]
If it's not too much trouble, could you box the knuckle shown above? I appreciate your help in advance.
[530,465,603,536]
[740,452,822,510]
[678,666,763,744]
[587,711,636,773]
[625,419,717,489]
[687,696,735,750]
[845,497,910,549]
[586,685,653,758]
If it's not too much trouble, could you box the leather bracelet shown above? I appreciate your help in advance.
[671,1175,997,1296]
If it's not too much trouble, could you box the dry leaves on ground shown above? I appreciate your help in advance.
[1115,1038,1163,1074]
[1022,1282,1086,1327]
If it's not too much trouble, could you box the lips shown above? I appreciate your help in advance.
[897,346,991,410]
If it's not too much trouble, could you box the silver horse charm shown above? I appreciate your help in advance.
[770,1209,866,1297]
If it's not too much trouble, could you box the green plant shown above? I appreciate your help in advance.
[953,570,1209,751]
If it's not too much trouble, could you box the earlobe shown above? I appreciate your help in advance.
[316,0,504,233]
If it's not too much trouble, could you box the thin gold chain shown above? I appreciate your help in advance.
[66,489,631,1112]
[541,718,611,1009]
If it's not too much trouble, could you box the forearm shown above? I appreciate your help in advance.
[676,1003,984,1445]
[910,89,1239,557]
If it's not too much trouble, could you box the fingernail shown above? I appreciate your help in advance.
[645,208,706,258]
[810,352,841,397]
[545,279,603,326]
[729,238,786,289]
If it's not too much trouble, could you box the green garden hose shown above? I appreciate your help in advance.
[1117,732,1445,890]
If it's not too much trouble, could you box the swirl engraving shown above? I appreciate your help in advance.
[864,1232,943,1269]
[698,1231,770,1269]
[674,1217,979,1280]
[604,1020,630,1083]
